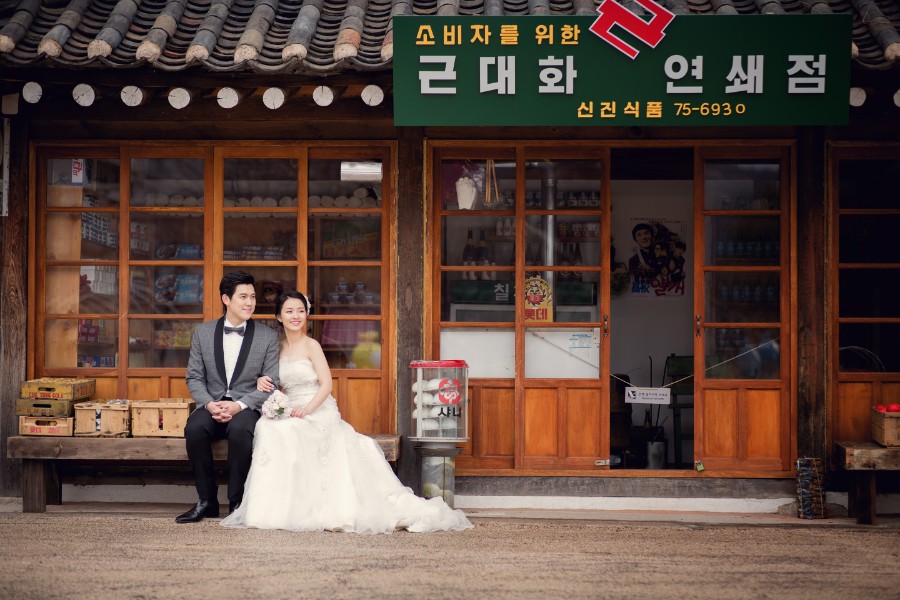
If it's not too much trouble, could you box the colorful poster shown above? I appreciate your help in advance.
[524,276,553,322]
[626,218,687,297]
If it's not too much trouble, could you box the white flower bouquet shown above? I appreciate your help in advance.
[261,390,290,419]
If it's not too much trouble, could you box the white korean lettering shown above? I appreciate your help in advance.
[538,56,577,94]
[480,56,517,94]
[665,55,703,93]
[725,55,764,94]
[419,56,457,95]
[787,54,826,94]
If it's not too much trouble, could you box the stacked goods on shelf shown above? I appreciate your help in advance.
[18,378,96,436]
[74,400,131,437]
[131,398,196,437]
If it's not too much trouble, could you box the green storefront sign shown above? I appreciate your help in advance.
[393,14,851,126]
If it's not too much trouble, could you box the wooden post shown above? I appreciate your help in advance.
[72,83,97,107]
[22,81,42,104]
[361,85,384,107]
[312,86,334,107]
[216,87,242,109]
[0,117,28,498]
[395,126,426,489]
[168,87,192,109]
[262,87,285,110]
[120,85,149,107]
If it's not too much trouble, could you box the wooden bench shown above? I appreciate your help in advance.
[7,434,400,513]
[835,440,900,525]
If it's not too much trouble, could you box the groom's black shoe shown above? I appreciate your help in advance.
[175,501,220,523]
[228,500,241,515]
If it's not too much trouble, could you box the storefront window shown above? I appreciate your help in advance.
[703,159,782,379]
[837,157,900,372]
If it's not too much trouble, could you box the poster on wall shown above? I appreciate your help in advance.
[625,219,687,297]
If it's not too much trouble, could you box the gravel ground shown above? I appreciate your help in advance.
[1,509,899,600]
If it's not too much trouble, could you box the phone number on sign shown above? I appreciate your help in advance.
[674,102,746,117]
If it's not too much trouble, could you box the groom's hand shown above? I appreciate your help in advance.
[207,401,233,423]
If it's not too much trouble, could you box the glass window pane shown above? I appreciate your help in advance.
[442,272,514,323]
[310,320,381,369]
[46,266,118,314]
[704,160,780,210]
[440,159,515,211]
[839,269,900,318]
[45,318,118,368]
[129,266,204,314]
[839,323,900,372]
[522,274,599,323]
[227,267,298,316]
[47,158,120,207]
[443,215,512,268]
[129,213,204,260]
[223,213,297,261]
[705,272,780,323]
[525,327,600,378]
[130,158,204,207]
[839,159,900,209]
[839,215,900,264]
[308,215,381,261]
[224,158,297,204]
[309,159,383,210]
[46,212,118,260]
[705,328,780,379]
[308,266,381,316]
[440,328,514,378]
[705,216,780,267]
[525,159,602,211]
[128,319,199,368]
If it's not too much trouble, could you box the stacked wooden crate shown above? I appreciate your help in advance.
[871,408,900,447]
[131,398,195,437]
[17,378,96,436]
[74,400,131,437]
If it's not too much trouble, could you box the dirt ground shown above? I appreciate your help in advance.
[1,507,899,600]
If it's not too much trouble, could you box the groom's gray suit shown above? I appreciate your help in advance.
[185,317,280,508]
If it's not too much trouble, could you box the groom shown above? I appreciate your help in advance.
[176,271,281,523]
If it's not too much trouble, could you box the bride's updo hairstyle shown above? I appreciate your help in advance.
[275,290,312,320]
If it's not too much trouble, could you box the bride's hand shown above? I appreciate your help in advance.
[290,406,308,418]
[257,375,275,392]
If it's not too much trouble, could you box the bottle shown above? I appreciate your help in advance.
[463,228,476,264]
[495,218,504,237]
[572,243,583,281]
[643,408,652,428]
[476,228,488,262]
[753,276,763,303]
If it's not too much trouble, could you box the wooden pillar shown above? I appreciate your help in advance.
[395,126,426,490]
[0,116,29,498]
[796,127,827,461]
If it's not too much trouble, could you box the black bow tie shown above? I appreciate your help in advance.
[224,326,245,336]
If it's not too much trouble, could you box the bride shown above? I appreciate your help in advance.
[222,290,473,534]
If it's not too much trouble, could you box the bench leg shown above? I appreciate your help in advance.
[848,471,876,525]
[22,459,48,513]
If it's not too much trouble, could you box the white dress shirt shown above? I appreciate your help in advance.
[223,319,248,410]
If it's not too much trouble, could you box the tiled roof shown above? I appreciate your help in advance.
[0,0,897,75]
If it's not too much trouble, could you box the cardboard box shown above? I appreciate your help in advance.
[15,398,78,417]
[19,416,75,436]
[75,400,131,437]
[872,408,900,447]
[21,377,95,400]
[131,398,195,437]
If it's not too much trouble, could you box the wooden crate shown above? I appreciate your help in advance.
[74,400,131,438]
[15,398,78,417]
[131,398,195,437]
[21,377,95,400]
[872,408,900,447]
[19,416,75,436]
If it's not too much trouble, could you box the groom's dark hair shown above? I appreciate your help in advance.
[220,271,256,312]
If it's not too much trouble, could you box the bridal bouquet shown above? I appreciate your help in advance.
[261,390,290,419]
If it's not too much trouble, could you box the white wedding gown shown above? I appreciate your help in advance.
[222,357,473,533]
